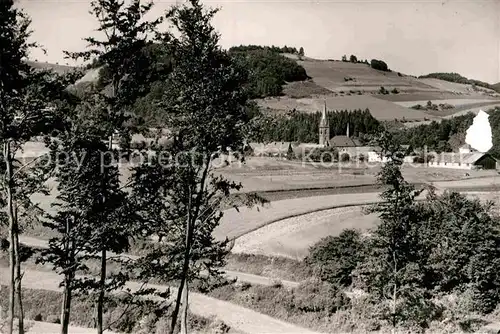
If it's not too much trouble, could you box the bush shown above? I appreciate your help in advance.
[340,153,350,162]
[46,315,60,324]
[391,88,399,94]
[378,86,388,95]
[370,59,389,72]
[295,279,350,314]
[34,313,43,321]
[307,147,338,163]
[306,229,366,286]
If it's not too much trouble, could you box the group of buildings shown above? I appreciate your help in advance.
[250,102,498,170]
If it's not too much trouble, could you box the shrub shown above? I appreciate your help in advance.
[370,59,389,72]
[378,86,388,95]
[295,279,350,314]
[340,153,350,162]
[307,147,338,163]
[306,229,366,286]
[46,315,60,324]
[34,313,43,321]
[391,88,399,94]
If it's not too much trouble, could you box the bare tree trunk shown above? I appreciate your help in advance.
[14,229,24,334]
[96,249,106,334]
[180,279,188,334]
[169,218,192,334]
[4,142,16,334]
[61,217,75,334]
[96,136,114,334]
[60,276,73,334]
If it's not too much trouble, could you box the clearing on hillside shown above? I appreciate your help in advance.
[419,78,499,96]
[298,60,437,93]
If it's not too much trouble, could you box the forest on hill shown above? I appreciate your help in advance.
[251,109,382,143]
[83,42,310,127]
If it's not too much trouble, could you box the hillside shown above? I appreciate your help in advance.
[27,53,500,124]
[257,58,500,122]
[493,82,500,93]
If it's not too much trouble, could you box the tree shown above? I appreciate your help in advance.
[0,2,75,332]
[64,1,163,332]
[355,138,437,329]
[39,93,136,334]
[342,55,347,62]
[350,54,358,63]
[132,1,261,333]
[298,47,304,57]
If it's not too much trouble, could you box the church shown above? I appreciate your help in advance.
[318,101,363,151]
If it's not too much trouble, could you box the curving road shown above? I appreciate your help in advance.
[0,269,320,334]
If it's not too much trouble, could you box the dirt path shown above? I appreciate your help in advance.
[0,269,320,334]
[18,236,299,289]
[14,320,118,334]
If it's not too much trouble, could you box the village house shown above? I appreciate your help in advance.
[427,144,498,170]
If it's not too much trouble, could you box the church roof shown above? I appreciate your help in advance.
[329,136,362,147]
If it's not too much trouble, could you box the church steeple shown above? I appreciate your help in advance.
[319,100,330,146]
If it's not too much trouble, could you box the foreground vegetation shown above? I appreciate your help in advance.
[0,0,261,333]
[213,142,500,333]
[0,286,227,334]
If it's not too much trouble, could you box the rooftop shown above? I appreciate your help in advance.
[329,136,362,147]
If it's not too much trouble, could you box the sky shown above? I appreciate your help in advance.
[20,0,500,84]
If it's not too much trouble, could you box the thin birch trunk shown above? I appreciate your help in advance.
[4,142,16,334]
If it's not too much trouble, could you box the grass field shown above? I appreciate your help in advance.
[375,92,496,102]
[418,78,499,95]
[393,98,499,108]
[297,60,434,92]
[231,191,500,260]
[257,95,435,121]
[232,206,379,259]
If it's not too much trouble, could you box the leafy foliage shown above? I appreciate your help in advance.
[306,229,366,286]
[129,1,264,332]
[229,47,308,98]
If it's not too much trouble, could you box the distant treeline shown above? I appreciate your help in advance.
[229,44,304,55]
[419,72,498,92]
[252,109,381,143]
[392,107,500,157]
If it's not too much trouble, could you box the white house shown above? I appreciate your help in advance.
[428,144,498,170]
